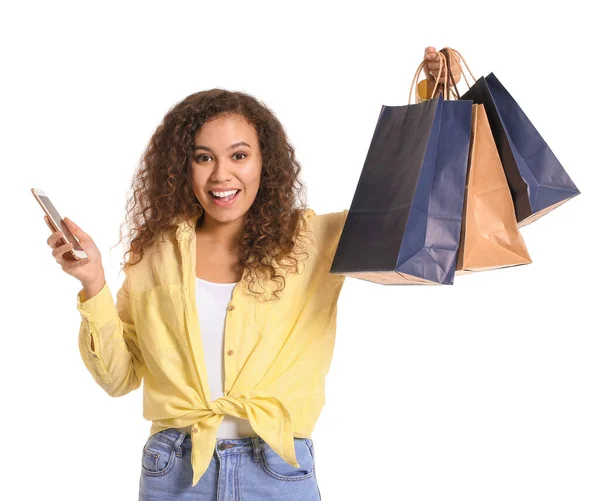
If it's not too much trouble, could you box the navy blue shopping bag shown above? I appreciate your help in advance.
[461,73,580,227]
[330,93,473,285]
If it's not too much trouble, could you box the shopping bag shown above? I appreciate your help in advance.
[434,48,534,274]
[455,104,533,274]
[330,54,473,285]
[447,49,580,227]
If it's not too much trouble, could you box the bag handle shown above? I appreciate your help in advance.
[438,47,479,96]
[440,48,461,100]
[408,50,450,104]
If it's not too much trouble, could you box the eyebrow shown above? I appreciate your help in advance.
[193,141,252,153]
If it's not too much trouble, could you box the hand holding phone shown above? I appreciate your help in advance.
[33,188,105,287]
[44,215,105,286]
[44,216,104,286]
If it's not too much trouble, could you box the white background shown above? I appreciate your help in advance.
[2,1,598,499]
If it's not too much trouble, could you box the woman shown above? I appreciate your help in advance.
[45,47,461,500]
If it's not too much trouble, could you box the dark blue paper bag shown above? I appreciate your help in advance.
[461,73,580,227]
[330,93,473,285]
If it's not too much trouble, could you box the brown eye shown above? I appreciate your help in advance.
[195,155,211,163]
[233,152,247,160]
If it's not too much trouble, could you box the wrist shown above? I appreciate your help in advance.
[81,274,106,301]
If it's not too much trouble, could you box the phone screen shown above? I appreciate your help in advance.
[38,194,84,251]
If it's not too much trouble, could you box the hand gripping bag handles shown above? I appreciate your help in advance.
[445,48,581,227]
[437,47,532,275]
[329,52,473,285]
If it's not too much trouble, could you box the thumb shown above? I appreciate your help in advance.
[64,217,89,241]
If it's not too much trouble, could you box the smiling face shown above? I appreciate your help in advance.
[191,113,262,231]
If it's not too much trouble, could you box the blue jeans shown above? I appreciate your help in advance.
[139,428,321,500]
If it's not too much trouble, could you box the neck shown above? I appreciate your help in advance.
[196,212,244,250]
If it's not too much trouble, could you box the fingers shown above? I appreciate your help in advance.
[52,240,74,262]
[46,225,65,248]
[44,215,66,248]
[45,216,89,249]
[423,47,439,82]
[424,47,460,64]
[64,217,88,241]
[424,46,437,60]
[45,215,92,271]
[427,61,459,73]
[444,48,461,66]
[43,215,54,232]
[426,60,462,83]
[53,240,90,269]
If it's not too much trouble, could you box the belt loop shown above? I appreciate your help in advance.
[174,431,186,457]
[251,436,261,463]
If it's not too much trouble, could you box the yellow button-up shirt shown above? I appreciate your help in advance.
[75,80,432,487]
[76,208,348,487]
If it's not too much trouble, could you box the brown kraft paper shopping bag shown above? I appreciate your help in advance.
[455,103,532,274]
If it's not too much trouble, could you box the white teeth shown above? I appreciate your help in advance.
[211,190,238,198]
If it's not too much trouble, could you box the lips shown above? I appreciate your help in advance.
[210,189,241,207]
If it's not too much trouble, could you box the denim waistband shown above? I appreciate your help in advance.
[150,428,312,457]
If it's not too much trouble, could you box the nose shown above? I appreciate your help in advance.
[209,159,233,182]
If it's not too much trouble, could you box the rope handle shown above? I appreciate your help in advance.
[408,47,480,103]
[408,50,450,104]
[439,46,478,93]
[440,48,461,100]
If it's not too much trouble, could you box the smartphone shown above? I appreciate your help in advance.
[31,188,88,261]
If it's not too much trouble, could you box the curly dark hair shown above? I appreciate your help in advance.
[112,88,313,301]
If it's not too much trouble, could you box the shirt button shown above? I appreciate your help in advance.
[192,427,198,433]
[227,304,235,311]
[227,350,234,356]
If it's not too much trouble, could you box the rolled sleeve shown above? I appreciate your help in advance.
[77,280,116,331]
[76,273,144,396]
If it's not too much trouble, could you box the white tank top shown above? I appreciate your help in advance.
[193,276,255,438]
